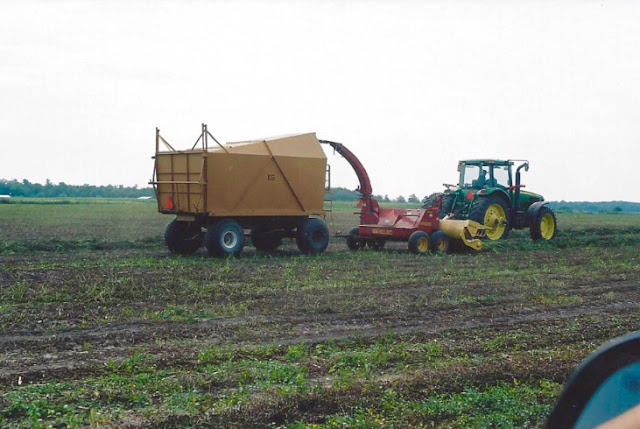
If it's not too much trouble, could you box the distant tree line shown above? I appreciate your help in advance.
[330,188,640,213]
[330,187,422,204]
[0,179,154,198]
[548,201,640,213]
[2,180,637,212]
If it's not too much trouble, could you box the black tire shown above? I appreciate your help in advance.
[251,228,282,252]
[530,206,557,241]
[164,220,202,255]
[469,196,510,240]
[448,238,465,254]
[429,230,451,253]
[296,218,330,254]
[421,193,442,209]
[368,239,385,251]
[204,219,245,257]
[439,194,455,218]
[408,231,430,255]
[346,227,365,251]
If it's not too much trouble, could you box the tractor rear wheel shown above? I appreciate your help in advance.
[408,231,430,255]
[296,218,330,254]
[205,219,245,257]
[439,194,455,218]
[469,196,509,240]
[164,220,202,255]
[251,228,282,252]
[346,227,365,251]
[530,206,557,241]
[429,230,451,253]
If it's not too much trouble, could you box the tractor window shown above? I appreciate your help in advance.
[461,165,484,188]
[491,166,511,188]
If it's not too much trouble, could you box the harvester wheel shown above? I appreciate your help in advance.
[408,231,430,255]
[368,239,385,251]
[251,228,282,252]
[346,227,365,251]
[429,230,451,253]
[296,218,330,254]
[469,196,509,240]
[164,220,202,255]
[530,206,557,241]
[205,219,245,257]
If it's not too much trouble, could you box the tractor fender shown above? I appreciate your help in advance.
[481,188,511,206]
[525,201,549,225]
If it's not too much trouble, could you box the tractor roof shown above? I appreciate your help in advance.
[459,159,514,166]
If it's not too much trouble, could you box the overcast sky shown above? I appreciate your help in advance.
[1,0,639,202]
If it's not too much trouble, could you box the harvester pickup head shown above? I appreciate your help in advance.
[438,218,486,251]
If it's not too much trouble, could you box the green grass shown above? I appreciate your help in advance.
[1,320,599,427]
[299,380,561,429]
[0,332,563,427]
[1,199,640,427]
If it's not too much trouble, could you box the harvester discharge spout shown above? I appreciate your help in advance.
[438,218,486,251]
[319,140,372,198]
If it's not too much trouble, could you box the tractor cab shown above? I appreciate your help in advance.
[457,160,513,190]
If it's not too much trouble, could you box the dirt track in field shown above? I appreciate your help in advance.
[2,238,639,391]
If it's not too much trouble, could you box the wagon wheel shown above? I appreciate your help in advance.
[296,218,330,254]
[164,220,202,255]
[251,228,283,251]
[205,219,245,257]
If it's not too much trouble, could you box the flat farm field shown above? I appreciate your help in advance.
[1,199,639,428]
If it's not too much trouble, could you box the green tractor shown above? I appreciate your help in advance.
[424,159,557,241]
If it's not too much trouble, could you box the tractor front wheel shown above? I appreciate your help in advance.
[469,196,509,240]
[296,218,330,254]
[205,219,245,257]
[408,231,430,255]
[530,206,557,241]
[164,220,202,255]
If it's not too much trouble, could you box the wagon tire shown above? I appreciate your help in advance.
[251,228,282,252]
[164,220,202,255]
[205,219,245,257]
[296,218,330,254]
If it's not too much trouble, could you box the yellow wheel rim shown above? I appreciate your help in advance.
[417,237,429,253]
[437,238,447,251]
[484,203,507,240]
[540,213,555,240]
